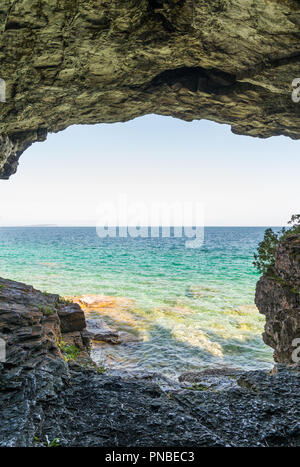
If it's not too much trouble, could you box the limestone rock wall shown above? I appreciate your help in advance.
[0,0,300,177]
[0,276,90,369]
[255,234,300,363]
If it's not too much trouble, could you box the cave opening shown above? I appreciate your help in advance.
[0,115,299,377]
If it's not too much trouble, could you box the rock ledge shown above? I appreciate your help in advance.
[1,276,300,446]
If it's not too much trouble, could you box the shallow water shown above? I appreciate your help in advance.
[0,226,275,377]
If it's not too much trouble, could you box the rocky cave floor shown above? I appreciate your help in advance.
[1,277,300,447]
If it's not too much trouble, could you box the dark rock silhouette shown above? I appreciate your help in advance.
[1,276,300,446]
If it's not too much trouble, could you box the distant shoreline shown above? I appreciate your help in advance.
[0,225,285,228]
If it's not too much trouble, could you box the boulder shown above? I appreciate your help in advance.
[57,302,86,333]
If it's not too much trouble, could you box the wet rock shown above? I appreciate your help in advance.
[86,318,141,345]
[179,367,241,391]
[179,367,240,382]
[70,294,142,344]
[86,318,121,344]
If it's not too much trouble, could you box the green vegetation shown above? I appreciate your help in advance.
[186,383,209,391]
[253,214,300,275]
[34,436,61,447]
[45,437,61,447]
[57,296,73,305]
[58,340,80,361]
[96,366,106,374]
[39,305,55,316]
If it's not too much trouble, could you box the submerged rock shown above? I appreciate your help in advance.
[86,318,140,345]
[70,295,142,345]
[66,294,134,310]
[185,285,204,299]
[86,318,120,344]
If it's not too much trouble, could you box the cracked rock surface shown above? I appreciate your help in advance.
[256,234,300,363]
[1,276,300,447]
[1,0,300,177]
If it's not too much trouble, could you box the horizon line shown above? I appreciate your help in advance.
[0,225,285,228]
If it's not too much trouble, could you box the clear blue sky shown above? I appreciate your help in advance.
[0,115,299,226]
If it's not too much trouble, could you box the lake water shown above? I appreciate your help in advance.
[0,226,275,377]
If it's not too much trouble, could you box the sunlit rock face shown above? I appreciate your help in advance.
[256,234,300,363]
[0,0,300,177]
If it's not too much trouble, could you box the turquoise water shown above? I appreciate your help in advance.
[0,227,275,377]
